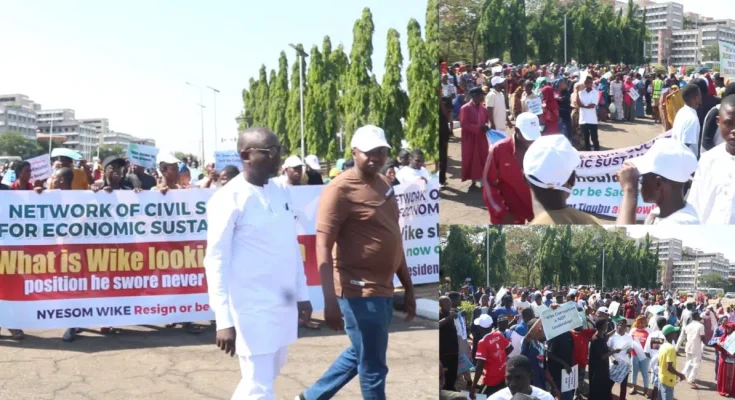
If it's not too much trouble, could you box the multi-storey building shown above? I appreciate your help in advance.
[672,251,731,291]
[0,94,40,140]
[78,118,110,148]
[101,131,155,148]
[37,119,99,160]
[649,237,683,261]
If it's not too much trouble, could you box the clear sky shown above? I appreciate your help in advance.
[673,0,735,20]
[621,225,735,262]
[0,0,426,158]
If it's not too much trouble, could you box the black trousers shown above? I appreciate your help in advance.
[439,121,451,184]
[440,352,459,391]
[581,124,600,151]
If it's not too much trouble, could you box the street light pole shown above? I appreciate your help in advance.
[564,14,568,65]
[206,86,220,151]
[186,82,206,164]
[48,119,54,155]
[289,44,309,161]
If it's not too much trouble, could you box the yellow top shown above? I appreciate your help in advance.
[658,342,678,387]
[48,168,90,190]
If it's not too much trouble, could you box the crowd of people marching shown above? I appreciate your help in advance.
[440,284,735,400]
[439,58,735,226]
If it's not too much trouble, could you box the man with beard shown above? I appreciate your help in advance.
[204,127,313,399]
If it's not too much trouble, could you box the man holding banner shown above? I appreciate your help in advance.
[299,125,416,400]
[203,127,312,399]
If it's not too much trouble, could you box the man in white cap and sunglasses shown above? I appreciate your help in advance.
[299,125,416,400]
[615,138,699,225]
[482,112,539,225]
[523,135,599,225]
[273,155,304,187]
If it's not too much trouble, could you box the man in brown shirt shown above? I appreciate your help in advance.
[298,125,416,400]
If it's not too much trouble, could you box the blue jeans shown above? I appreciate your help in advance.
[303,297,394,400]
[658,382,674,400]
[631,356,650,389]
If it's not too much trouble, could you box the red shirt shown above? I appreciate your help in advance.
[571,329,596,367]
[476,331,511,386]
[624,303,636,319]
[10,180,33,190]
[631,328,649,357]
[482,136,534,224]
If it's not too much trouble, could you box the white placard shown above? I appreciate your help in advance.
[541,302,583,341]
[526,97,543,115]
[214,150,242,171]
[26,154,52,182]
[720,41,735,78]
[628,88,640,102]
[638,68,646,77]
[609,301,621,316]
[562,365,579,392]
[126,143,159,169]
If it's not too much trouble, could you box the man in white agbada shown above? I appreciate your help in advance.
[204,128,313,399]
[670,83,702,157]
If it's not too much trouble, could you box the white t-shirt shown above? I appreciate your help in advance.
[645,330,667,369]
[671,105,700,146]
[684,320,705,355]
[646,203,700,225]
[514,299,531,311]
[396,166,431,184]
[442,83,457,98]
[578,88,599,125]
[680,309,692,327]
[687,143,735,224]
[530,302,547,318]
[608,332,633,364]
[488,386,554,400]
[486,89,507,131]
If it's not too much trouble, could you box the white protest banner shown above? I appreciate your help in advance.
[721,41,735,78]
[526,97,543,115]
[638,68,646,77]
[723,330,735,355]
[0,184,438,329]
[568,131,672,220]
[491,65,502,74]
[562,365,579,392]
[126,143,159,169]
[27,154,52,182]
[628,88,640,102]
[609,301,621,316]
[541,302,583,341]
[214,150,242,171]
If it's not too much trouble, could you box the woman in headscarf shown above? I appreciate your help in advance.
[704,305,718,341]
[570,82,586,150]
[715,322,735,396]
[539,85,559,135]
[609,74,625,121]
[634,73,645,118]
[713,316,729,384]
[623,76,636,122]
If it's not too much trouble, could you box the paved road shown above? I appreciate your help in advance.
[440,117,664,226]
[0,312,437,400]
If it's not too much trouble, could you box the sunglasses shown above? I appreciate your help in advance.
[247,145,282,158]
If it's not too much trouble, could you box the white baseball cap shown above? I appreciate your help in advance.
[515,112,541,141]
[51,148,82,161]
[523,135,580,194]
[351,125,391,152]
[282,155,304,169]
[491,76,506,87]
[626,138,697,183]
[304,154,320,171]
[474,314,493,328]
[597,306,610,314]
[157,152,181,165]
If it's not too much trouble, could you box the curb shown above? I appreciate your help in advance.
[393,293,438,321]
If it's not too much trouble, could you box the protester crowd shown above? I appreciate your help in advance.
[440,283,735,400]
[439,58,735,226]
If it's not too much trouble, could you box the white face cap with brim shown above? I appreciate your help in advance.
[351,125,390,153]
[627,138,697,183]
[523,135,580,194]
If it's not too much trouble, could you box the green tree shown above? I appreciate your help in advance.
[241,78,257,129]
[322,36,343,160]
[406,19,439,160]
[700,273,728,289]
[702,44,720,61]
[268,52,290,151]
[478,0,510,60]
[252,65,270,128]
[507,0,528,64]
[440,225,483,290]
[438,0,485,65]
[529,0,562,64]
[97,145,126,160]
[342,8,375,158]
[379,29,408,152]
[425,0,440,64]
[304,45,328,157]
[0,132,43,159]
[286,44,308,155]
